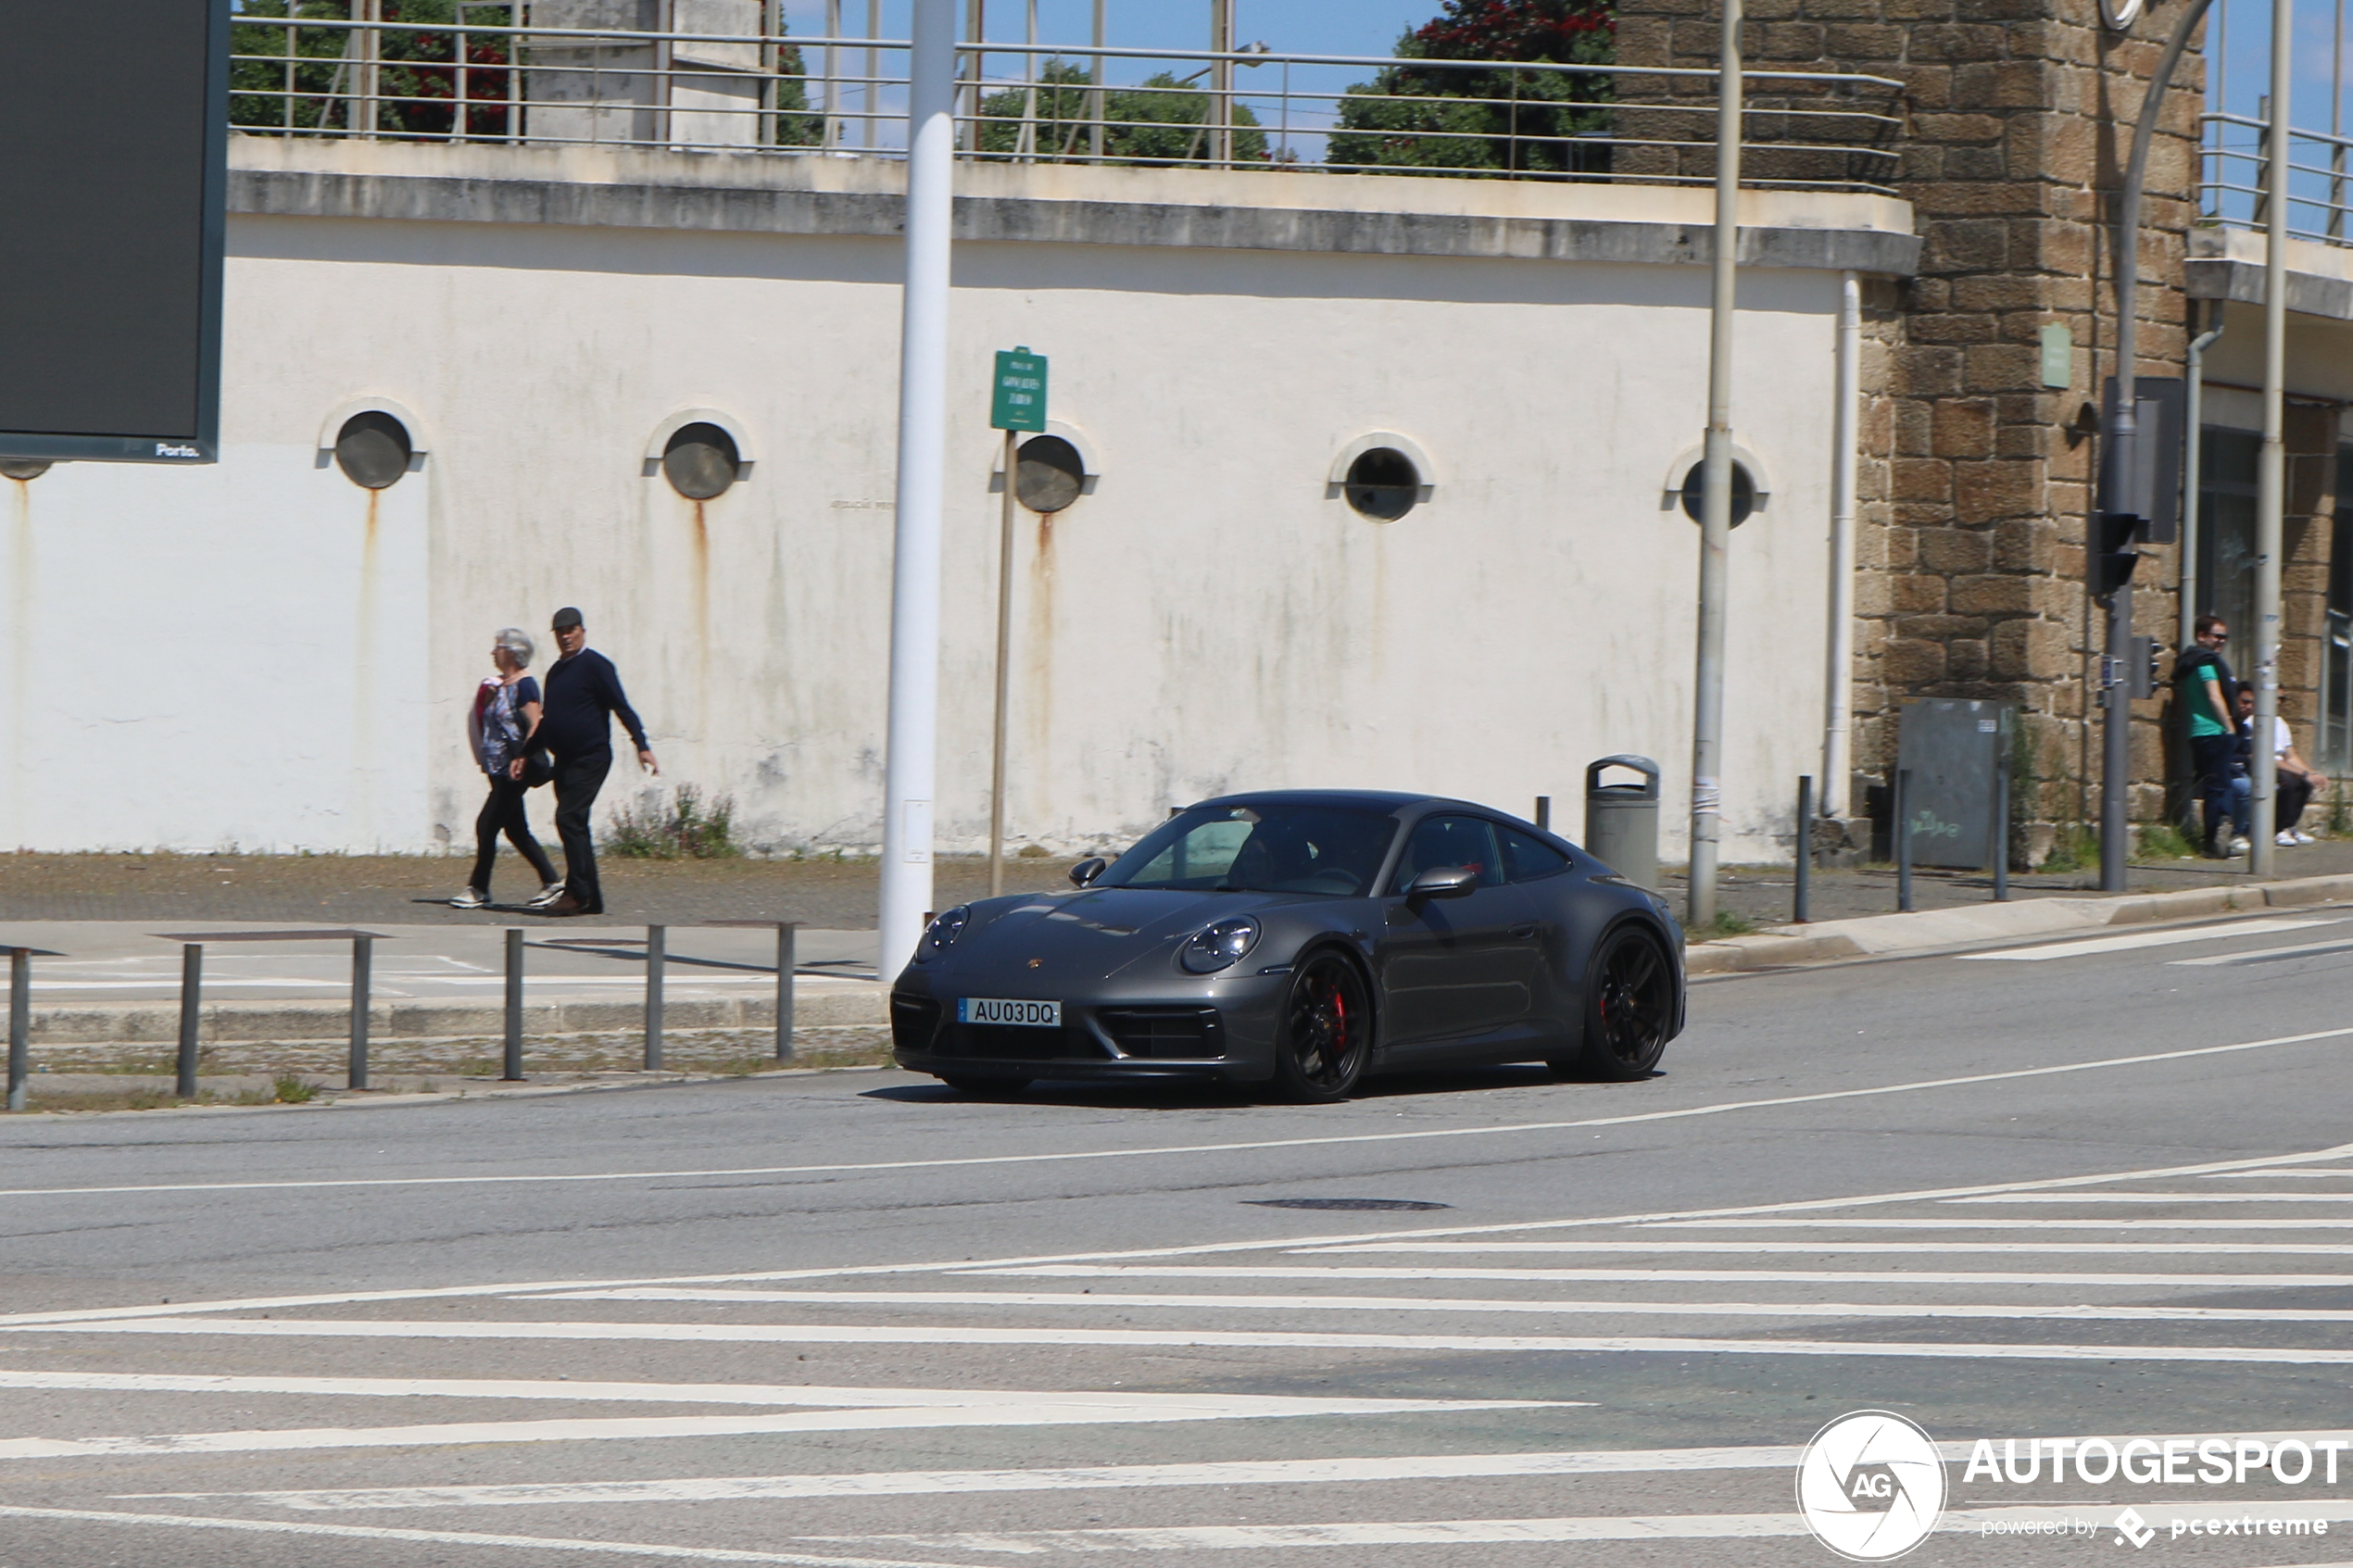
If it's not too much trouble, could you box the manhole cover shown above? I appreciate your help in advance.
[1243,1198,1452,1211]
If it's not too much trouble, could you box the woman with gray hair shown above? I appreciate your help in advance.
[451,628,563,909]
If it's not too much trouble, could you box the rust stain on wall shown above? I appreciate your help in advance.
[353,488,384,847]
[8,479,32,845]
[1026,510,1056,759]
[691,498,712,734]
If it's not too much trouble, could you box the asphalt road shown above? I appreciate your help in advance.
[5,909,2353,1566]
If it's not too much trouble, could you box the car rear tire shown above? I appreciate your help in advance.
[937,1074,1032,1096]
[1552,925,1672,1082]
[1267,950,1371,1104]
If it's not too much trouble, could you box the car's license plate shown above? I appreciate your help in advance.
[958,997,1062,1027]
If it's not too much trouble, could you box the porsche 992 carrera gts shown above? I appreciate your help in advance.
[889,790,1684,1101]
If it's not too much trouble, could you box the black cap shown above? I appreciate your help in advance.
[551,607,584,631]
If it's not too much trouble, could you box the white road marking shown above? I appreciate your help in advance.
[7,1025,2351,1204]
[26,1315,2353,1364]
[1645,1216,2353,1228]
[2206,1169,2353,1178]
[139,1431,2353,1512]
[1954,917,2338,960]
[982,1263,2353,1287]
[0,1371,1499,1418]
[1295,1240,2353,1254]
[0,1504,988,1567]
[529,1286,2353,1324]
[1949,1193,2353,1204]
[2171,938,2353,965]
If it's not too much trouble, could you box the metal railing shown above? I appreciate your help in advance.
[2201,111,2353,244]
[225,9,1906,194]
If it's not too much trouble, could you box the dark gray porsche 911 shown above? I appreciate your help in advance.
[889,790,1685,1102]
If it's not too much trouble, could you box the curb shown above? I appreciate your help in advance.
[1683,872,2353,974]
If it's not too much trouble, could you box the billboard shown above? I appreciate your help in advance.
[0,0,230,464]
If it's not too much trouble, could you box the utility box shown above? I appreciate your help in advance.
[1894,700,2016,871]
[1584,754,1662,890]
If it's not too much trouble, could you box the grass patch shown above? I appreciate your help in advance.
[607,784,742,859]
[272,1074,318,1104]
[1682,909,1757,939]
[2038,823,2098,872]
[2134,822,2201,862]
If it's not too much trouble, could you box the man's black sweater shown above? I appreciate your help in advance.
[537,648,648,761]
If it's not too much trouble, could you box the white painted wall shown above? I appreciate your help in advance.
[0,184,1862,867]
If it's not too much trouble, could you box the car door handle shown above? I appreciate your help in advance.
[1508,922,1540,939]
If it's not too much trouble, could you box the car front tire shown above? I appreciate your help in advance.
[1553,925,1673,1082]
[1267,949,1371,1104]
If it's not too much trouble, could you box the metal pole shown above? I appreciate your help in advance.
[2182,307,2224,652]
[176,944,202,1100]
[1993,747,2011,902]
[989,429,1017,898]
[1534,796,1551,832]
[775,922,797,1062]
[825,0,842,149]
[1794,775,1813,924]
[863,0,880,151]
[644,923,665,1071]
[1209,0,1234,168]
[503,928,524,1080]
[1088,0,1105,161]
[1823,271,1860,820]
[6,948,28,1113]
[2334,0,2347,240]
[1687,0,1743,929]
[347,934,371,1092]
[1895,769,1914,912]
[879,0,958,977]
[2103,0,2219,892]
[2253,0,2291,873]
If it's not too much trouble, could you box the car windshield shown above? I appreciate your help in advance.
[1101,804,1397,897]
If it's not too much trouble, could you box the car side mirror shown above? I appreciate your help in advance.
[1404,865,1479,900]
[1069,857,1108,887]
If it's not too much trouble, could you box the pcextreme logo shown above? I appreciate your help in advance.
[1796,1411,1948,1562]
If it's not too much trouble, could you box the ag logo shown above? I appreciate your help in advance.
[1796,1411,1946,1561]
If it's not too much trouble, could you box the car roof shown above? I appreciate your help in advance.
[1193,788,1473,817]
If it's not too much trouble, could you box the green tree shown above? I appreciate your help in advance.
[975,61,1267,165]
[1327,0,1615,178]
[230,2,814,146]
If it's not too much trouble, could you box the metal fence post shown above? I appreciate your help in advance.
[1534,796,1551,832]
[6,948,28,1113]
[1993,759,2011,903]
[503,929,524,1081]
[1895,768,1915,913]
[1794,775,1813,924]
[776,922,797,1063]
[348,934,372,1091]
[644,924,665,1072]
[177,944,203,1099]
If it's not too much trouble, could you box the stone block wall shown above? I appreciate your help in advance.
[1618,0,2206,859]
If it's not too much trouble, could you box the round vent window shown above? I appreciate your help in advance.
[1344,447,1420,521]
[1014,433,1085,513]
[0,459,50,482]
[1678,459,1756,527]
[662,422,741,500]
[333,411,413,490]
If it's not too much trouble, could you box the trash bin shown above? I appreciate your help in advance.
[1584,754,1662,890]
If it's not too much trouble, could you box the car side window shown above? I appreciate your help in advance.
[1501,827,1571,883]
[1390,815,1505,893]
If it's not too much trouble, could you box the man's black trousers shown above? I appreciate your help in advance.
[552,751,613,912]
[2191,734,2238,848]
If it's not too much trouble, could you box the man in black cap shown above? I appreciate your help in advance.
[532,607,656,915]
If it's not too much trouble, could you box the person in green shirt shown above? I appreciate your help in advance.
[2176,615,2244,857]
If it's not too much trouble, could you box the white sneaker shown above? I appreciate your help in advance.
[2295,831,2316,845]
[526,882,567,909]
[2277,831,2299,847]
[2230,836,2253,855]
[449,887,487,909]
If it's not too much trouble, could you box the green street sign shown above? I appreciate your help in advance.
[991,346,1048,433]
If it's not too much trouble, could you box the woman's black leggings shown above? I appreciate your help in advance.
[472,774,560,893]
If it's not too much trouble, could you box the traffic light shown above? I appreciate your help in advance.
[2127,634,2159,700]
[2092,510,2141,599]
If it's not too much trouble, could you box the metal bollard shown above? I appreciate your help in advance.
[177,944,202,1099]
[1533,796,1551,832]
[775,922,797,1063]
[1794,775,1813,925]
[644,924,665,1072]
[1992,761,2011,903]
[1895,769,1915,913]
[502,929,524,1081]
[6,947,28,1113]
[348,934,372,1091]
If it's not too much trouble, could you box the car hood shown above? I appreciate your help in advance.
[932,887,1308,984]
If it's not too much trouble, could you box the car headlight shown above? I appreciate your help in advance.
[1180,917,1260,974]
[923,906,971,956]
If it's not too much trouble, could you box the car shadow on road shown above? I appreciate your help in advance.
[862,1064,1663,1110]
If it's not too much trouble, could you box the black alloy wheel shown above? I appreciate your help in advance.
[1270,950,1371,1103]
[938,1074,1033,1096]
[1555,926,1672,1082]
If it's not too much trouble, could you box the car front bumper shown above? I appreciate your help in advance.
[890,971,1290,1084]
